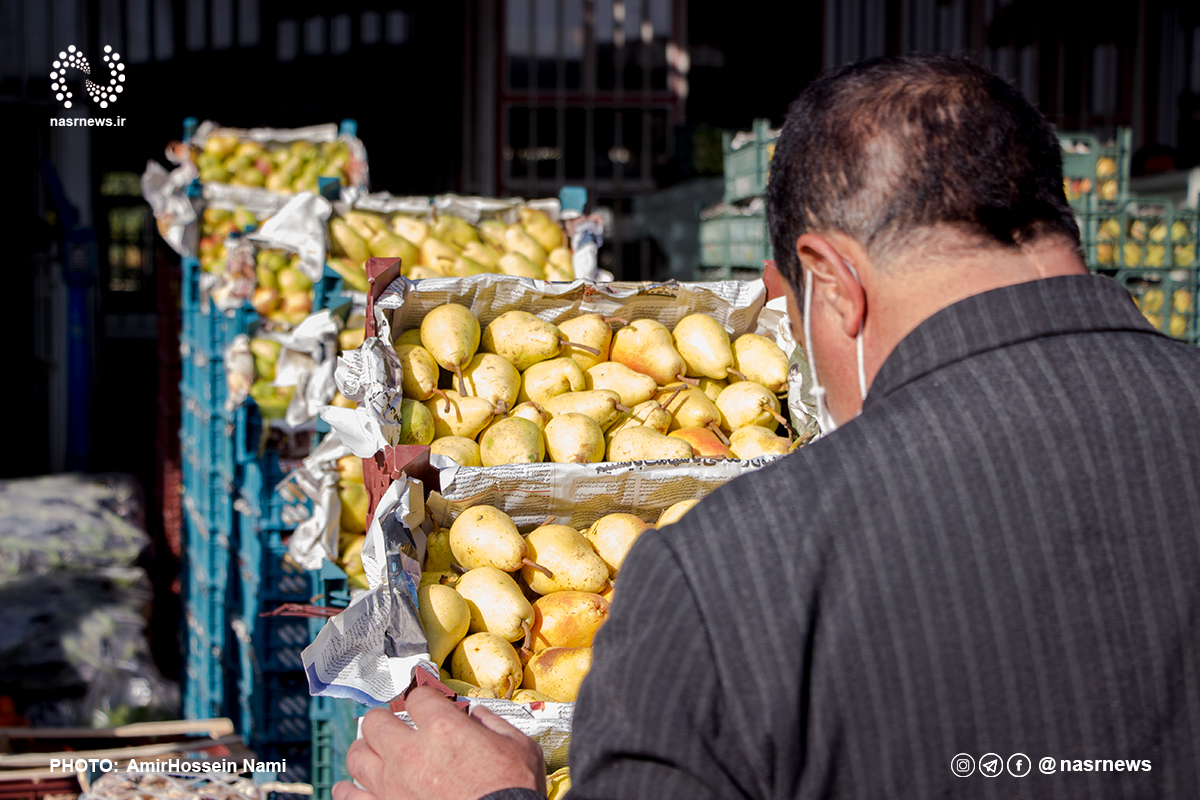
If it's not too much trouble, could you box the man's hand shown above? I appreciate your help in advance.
[332,686,547,800]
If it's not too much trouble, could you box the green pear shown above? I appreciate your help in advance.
[482,311,593,371]
[249,337,281,364]
[434,215,481,250]
[448,256,489,277]
[421,304,481,394]
[607,426,694,462]
[584,514,651,577]
[497,252,546,280]
[518,207,565,252]
[390,215,430,246]
[278,267,313,292]
[585,362,657,406]
[429,436,483,467]
[455,566,535,643]
[544,413,606,464]
[449,505,527,572]
[425,390,496,439]
[542,390,626,430]
[462,241,502,270]
[672,313,736,379]
[327,258,371,293]
[478,219,508,251]
[656,498,700,528]
[424,526,454,571]
[339,481,369,534]
[610,319,689,385]
[521,647,593,702]
[343,210,388,240]
[521,525,608,595]
[368,231,420,265]
[330,218,370,264]
[520,358,586,406]
[250,381,294,419]
[731,334,790,393]
[396,399,435,445]
[729,425,791,459]
[451,633,523,699]
[530,592,608,652]
[478,417,546,466]
[395,343,442,402]
[462,353,521,413]
[716,381,785,432]
[418,583,471,666]
[420,237,460,275]
[336,454,364,484]
[557,314,613,371]
[668,427,734,459]
[503,225,547,265]
[393,328,425,346]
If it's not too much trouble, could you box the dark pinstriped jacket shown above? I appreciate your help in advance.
[489,274,1200,800]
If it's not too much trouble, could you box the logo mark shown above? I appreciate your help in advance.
[50,44,126,110]
[950,753,975,777]
[1039,757,1057,774]
[979,753,1003,777]
[1007,753,1031,777]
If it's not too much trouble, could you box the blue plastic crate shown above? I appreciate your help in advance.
[252,741,312,788]
[240,528,314,609]
[238,434,312,529]
[184,624,225,720]
[237,671,313,743]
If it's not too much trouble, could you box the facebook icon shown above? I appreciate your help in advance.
[1007,753,1031,777]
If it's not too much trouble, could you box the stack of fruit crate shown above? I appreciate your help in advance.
[698,119,777,280]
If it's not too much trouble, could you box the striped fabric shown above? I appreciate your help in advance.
[560,275,1200,800]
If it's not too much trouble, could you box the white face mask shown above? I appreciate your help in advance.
[802,260,867,435]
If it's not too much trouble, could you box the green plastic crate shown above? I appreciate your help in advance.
[722,119,778,203]
[1060,128,1131,209]
[699,203,771,270]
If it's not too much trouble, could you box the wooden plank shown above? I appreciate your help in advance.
[0,735,245,768]
[0,719,234,741]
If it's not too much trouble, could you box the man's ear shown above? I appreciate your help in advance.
[795,233,866,339]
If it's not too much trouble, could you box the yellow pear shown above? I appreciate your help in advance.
[557,314,613,370]
[389,214,429,246]
[607,426,694,462]
[343,210,388,240]
[512,688,555,704]
[421,569,458,588]
[339,482,369,534]
[330,391,356,409]
[396,398,436,445]
[424,526,455,571]
[478,417,546,466]
[395,343,442,402]
[605,397,675,445]
[669,427,734,459]
[462,353,521,414]
[544,413,606,463]
[455,566,535,643]
[478,219,507,251]
[657,498,700,528]
[731,333,789,393]
[530,592,608,651]
[451,633,523,699]
[729,425,791,459]
[449,256,489,277]
[329,218,370,264]
[716,381,785,432]
[520,358,587,406]
[339,327,366,352]
[421,305,481,395]
[418,583,471,666]
[367,231,420,265]
[697,377,727,407]
[546,766,572,800]
[507,401,550,429]
[519,207,565,252]
[420,237,460,275]
[482,311,595,371]
[336,455,364,483]
[433,215,481,250]
[542,390,626,430]
[497,252,547,280]
[449,505,528,572]
[425,390,496,439]
[521,525,609,595]
[545,247,574,281]
[394,328,425,347]
[429,436,482,467]
[404,265,443,281]
[442,678,497,699]
[672,313,736,379]
[657,385,723,433]
[584,513,652,577]
[462,241,502,270]
[610,319,689,385]
[503,224,547,265]
[521,647,593,702]
[585,362,657,406]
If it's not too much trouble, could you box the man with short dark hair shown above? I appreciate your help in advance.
[334,53,1200,800]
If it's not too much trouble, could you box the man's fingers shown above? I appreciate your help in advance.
[360,706,410,743]
[469,703,528,741]
[404,685,470,733]
[331,780,377,800]
[345,738,384,792]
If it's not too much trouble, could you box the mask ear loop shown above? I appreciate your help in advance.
[843,260,868,401]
